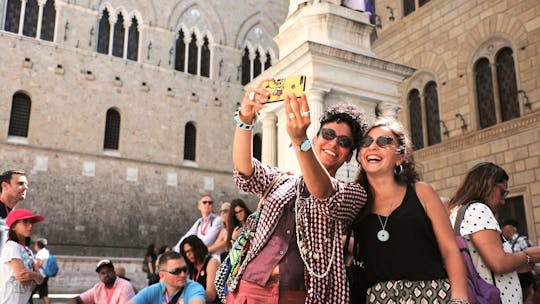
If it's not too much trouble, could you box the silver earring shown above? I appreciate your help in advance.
[394,164,404,176]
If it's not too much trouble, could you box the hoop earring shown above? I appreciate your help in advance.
[394,164,404,176]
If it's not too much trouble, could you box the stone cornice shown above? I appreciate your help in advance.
[416,111,540,159]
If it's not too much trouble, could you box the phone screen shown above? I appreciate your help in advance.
[262,75,306,103]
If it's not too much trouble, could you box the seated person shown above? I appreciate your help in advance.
[67,259,135,304]
[128,251,205,304]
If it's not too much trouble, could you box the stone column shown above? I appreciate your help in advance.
[305,89,326,138]
[261,111,278,166]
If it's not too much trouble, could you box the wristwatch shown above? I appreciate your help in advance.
[299,139,312,152]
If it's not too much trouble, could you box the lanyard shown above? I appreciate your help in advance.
[165,287,184,304]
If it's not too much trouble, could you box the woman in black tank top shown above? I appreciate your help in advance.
[351,117,469,304]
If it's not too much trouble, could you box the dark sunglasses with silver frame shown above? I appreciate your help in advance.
[320,128,354,149]
[161,266,188,275]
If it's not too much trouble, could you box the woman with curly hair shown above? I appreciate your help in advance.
[352,117,468,303]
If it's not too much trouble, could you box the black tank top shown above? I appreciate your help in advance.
[354,184,447,283]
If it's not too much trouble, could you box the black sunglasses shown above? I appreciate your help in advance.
[162,266,188,275]
[360,136,395,148]
[320,128,354,149]
[201,201,213,205]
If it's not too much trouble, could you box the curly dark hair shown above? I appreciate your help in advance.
[179,235,208,268]
[318,103,369,151]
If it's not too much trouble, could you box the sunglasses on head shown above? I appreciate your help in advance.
[360,135,395,148]
[320,128,354,149]
[162,266,188,275]
[201,200,213,205]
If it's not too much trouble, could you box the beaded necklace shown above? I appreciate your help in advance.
[294,178,338,279]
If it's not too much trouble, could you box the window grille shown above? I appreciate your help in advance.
[174,30,185,72]
[496,47,520,122]
[97,9,111,54]
[103,109,121,150]
[8,93,31,137]
[474,58,496,129]
[127,17,139,61]
[184,123,196,161]
[112,13,125,58]
[424,81,441,145]
[4,0,21,33]
[40,0,56,41]
[408,89,423,150]
[23,0,39,37]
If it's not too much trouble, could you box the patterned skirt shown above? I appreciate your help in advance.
[367,278,451,304]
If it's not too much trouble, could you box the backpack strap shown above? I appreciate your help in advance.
[453,202,473,236]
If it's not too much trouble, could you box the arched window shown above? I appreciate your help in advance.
[264,52,272,70]
[97,9,111,54]
[496,47,519,122]
[175,30,186,72]
[253,50,262,78]
[127,17,139,61]
[4,0,21,33]
[424,81,441,146]
[112,13,125,58]
[200,36,210,77]
[103,109,121,150]
[474,58,496,129]
[23,0,39,37]
[241,47,250,85]
[8,93,31,137]
[253,133,262,161]
[187,33,198,75]
[184,122,196,161]
[40,0,56,41]
[408,89,423,150]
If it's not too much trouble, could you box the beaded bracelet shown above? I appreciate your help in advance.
[233,108,256,130]
[524,250,533,265]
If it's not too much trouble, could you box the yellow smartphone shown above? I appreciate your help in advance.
[262,75,306,103]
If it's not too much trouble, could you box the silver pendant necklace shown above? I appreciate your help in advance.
[377,215,390,242]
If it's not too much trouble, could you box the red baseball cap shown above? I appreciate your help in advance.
[6,209,45,227]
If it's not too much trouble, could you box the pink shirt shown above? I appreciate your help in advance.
[79,277,135,304]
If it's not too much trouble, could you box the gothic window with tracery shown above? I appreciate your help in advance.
[8,93,31,138]
[408,89,423,150]
[97,9,111,54]
[22,0,39,37]
[103,109,121,150]
[241,47,273,85]
[184,122,196,161]
[201,36,210,77]
[474,58,497,129]
[187,33,198,75]
[112,13,125,58]
[127,17,139,61]
[424,81,441,146]
[40,0,56,41]
[175,30,186,72]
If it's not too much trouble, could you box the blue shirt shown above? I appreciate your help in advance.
[131,281,205,304]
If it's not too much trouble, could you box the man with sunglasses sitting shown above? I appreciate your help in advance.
[68,259,135,304]
[129,251,205,304]
[173,195,224,256]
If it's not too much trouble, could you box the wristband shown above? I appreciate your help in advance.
[234,108,256,130]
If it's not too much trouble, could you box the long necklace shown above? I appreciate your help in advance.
[294,178,337,279]
[376,199,397,242]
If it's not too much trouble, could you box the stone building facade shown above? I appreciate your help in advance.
[371,0,540,241]
[0,0,288,257]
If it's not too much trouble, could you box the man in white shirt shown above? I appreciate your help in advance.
[33,238,51,304]
[173,195,223,254]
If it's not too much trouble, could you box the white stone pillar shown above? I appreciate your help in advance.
[107,15,116,56]
[123,18,130,59]
[36,0,44,39]
[261,111,278,166]
[305,89,326,139]
[183,34,190,74]
[19,0,28,35]
[196,35,203,76]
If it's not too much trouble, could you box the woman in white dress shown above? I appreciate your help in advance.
[0,209,45,304]
[448,162,540,303]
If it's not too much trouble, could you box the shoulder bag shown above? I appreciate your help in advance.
[453,202,502,304]
[214,173,284,303]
